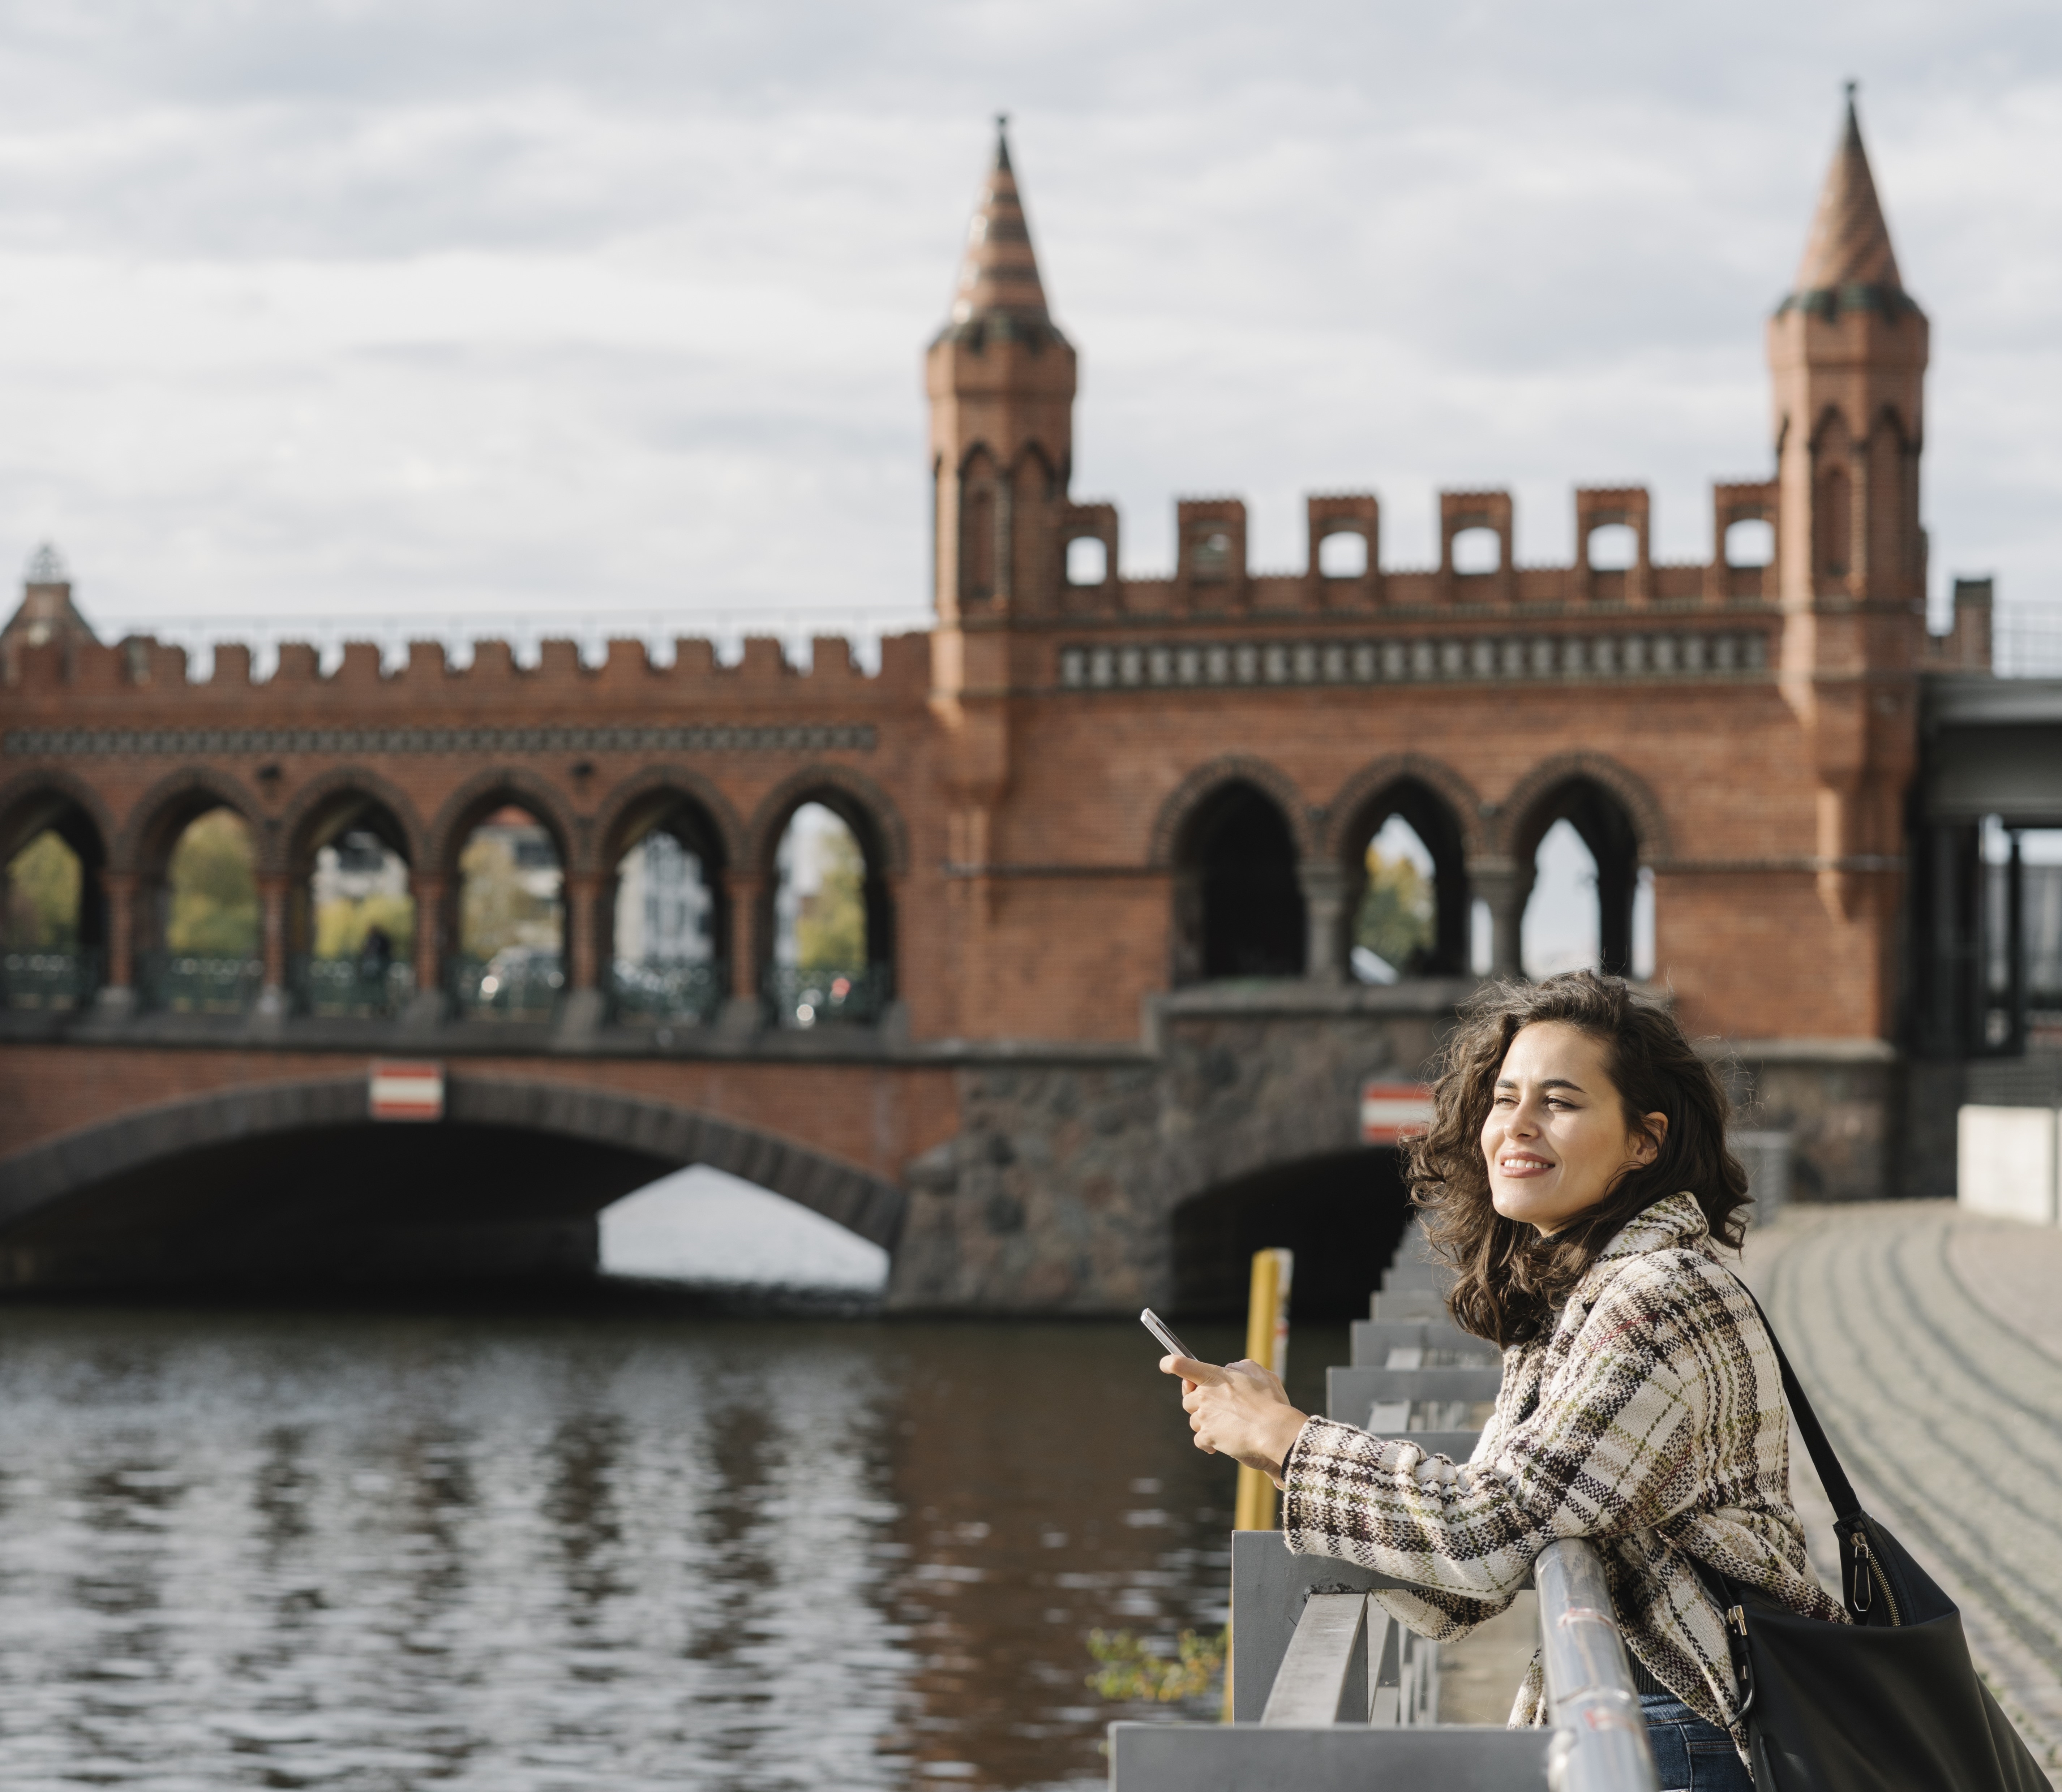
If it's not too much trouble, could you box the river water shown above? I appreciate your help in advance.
[0,1298,1344,1791]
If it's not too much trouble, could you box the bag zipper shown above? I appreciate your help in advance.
[1850,1531,1900,1625]
[1725,1604,1756,1720]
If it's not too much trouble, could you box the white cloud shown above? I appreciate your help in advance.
[0,0,2046,632]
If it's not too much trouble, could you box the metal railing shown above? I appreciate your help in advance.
[1110,1222,1659,1792]
[139,951,264,1014]
[609,957,725,1026]
[0,948,102,1010]
[450,953,564,1020]
[293,956,416,1018]
[765,962,889,1028]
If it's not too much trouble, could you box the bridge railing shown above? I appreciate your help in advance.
[449,953,566,1021]
[608,958,725,1027]
[1109,1531,1656,1792]
[0,949,102,1011]
[765,962,890,1029]
[292,956,416,1019]
[138,951,264,1015]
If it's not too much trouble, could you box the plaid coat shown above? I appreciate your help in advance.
[1281,1190,1845,1748]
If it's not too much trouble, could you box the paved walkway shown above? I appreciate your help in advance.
[1747,1201,2062,1775]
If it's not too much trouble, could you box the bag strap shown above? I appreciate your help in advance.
[1720,1268,1863,1522]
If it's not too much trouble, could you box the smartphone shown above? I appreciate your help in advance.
[1140,1307,1195,1362]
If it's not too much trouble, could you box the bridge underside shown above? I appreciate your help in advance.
[0,1073,910,1293]
[0,1120,664,1289]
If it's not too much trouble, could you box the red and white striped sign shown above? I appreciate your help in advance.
[1360,1079,1432,1144]
[370,1060,444,1122]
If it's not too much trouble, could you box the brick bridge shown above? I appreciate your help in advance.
[0,103,2005,1311]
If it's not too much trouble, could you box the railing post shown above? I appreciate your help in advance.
[1535,1538,1659,1792]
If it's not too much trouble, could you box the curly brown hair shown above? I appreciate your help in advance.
[1405,971,1749,1347]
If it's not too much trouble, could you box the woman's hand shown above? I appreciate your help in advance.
[1159,1355,1309,1483]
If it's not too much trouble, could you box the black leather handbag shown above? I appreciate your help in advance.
[1698,1284,2049,1792]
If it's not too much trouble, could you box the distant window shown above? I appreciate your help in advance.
[964,486,996,597]
[1191,530,1232,583]
[1452,526,1501,574]
[1318,531,1368,579]
[1066,536,1107,585]
[513,837,558,869]
[1587,523,1638,571]
[1815,468,1850,579]
[1725,519,1774,568]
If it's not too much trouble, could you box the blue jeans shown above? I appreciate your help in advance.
[1641,1693,1752,1792]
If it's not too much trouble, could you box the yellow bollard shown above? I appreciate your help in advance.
[1232,1246,1294,1533]
[1225,1246,1294,1719]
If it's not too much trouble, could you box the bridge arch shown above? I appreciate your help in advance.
[278,768,428,875]
[113,765,265,878]
[1325,755,1481,979]
[426,767,581,877]
[749,766,906,1023]
[593,768,744,994]
[1153,757,1312,985]
[1497,752,1667,980]
[0,769,115,957]
[0,1075,906,1290]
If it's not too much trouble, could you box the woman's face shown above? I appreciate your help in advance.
[1481,1021,1666,1236]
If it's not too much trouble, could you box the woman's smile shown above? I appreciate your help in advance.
[1482,1021,1665,1234]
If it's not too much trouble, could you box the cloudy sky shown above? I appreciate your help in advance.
[0,0,2052,644]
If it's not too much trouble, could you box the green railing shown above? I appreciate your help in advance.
[609,958,724,1025]
[451,952,564,1020]
[765,962,889,1028]
[141,951,265,1015]
[294,955,416,1018]
[0,949,102,1010]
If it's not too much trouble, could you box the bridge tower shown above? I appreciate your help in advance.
[924,119,1079,998]
[1768,88,1929,996]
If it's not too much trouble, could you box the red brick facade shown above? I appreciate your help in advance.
[0,99,1990,1275]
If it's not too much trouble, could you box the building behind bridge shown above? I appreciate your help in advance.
[0,97,2042,1310]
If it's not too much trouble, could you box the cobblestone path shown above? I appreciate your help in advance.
[1750,1202,2062,1775]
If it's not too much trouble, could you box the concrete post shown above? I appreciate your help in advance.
[1469,855,1526,979]
[1298,861,1347,982]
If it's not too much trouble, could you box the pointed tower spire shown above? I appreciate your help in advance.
[1787,83,1905,307]
[1765,85,1929,927]
[948,115,1054,330]
[926,119,1078,635]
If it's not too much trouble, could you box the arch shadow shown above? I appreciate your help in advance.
[0,1076,906,1290]
[1169,1147,1412,1322]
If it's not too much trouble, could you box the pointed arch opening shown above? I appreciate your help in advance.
[287,789,417,1017]
[1513,778,1647,980]
[605,792,729,1028]
[149,804,262,1014]
[0,788,108,1009]
[1336,779,1469,982]
[1171,780,1306,984]
[764,793,894,1028]
[452,803,567,1020]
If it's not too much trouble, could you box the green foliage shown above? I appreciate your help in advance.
[166,810,259,954]
[314,892,416,961]
[1085,1626,1227,1704]
[459,828,562,958]
[796,820,867,969]
[7,831,81,947]
[1354,842,1434,974]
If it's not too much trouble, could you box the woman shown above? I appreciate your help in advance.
[1163,971,1845,1785]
